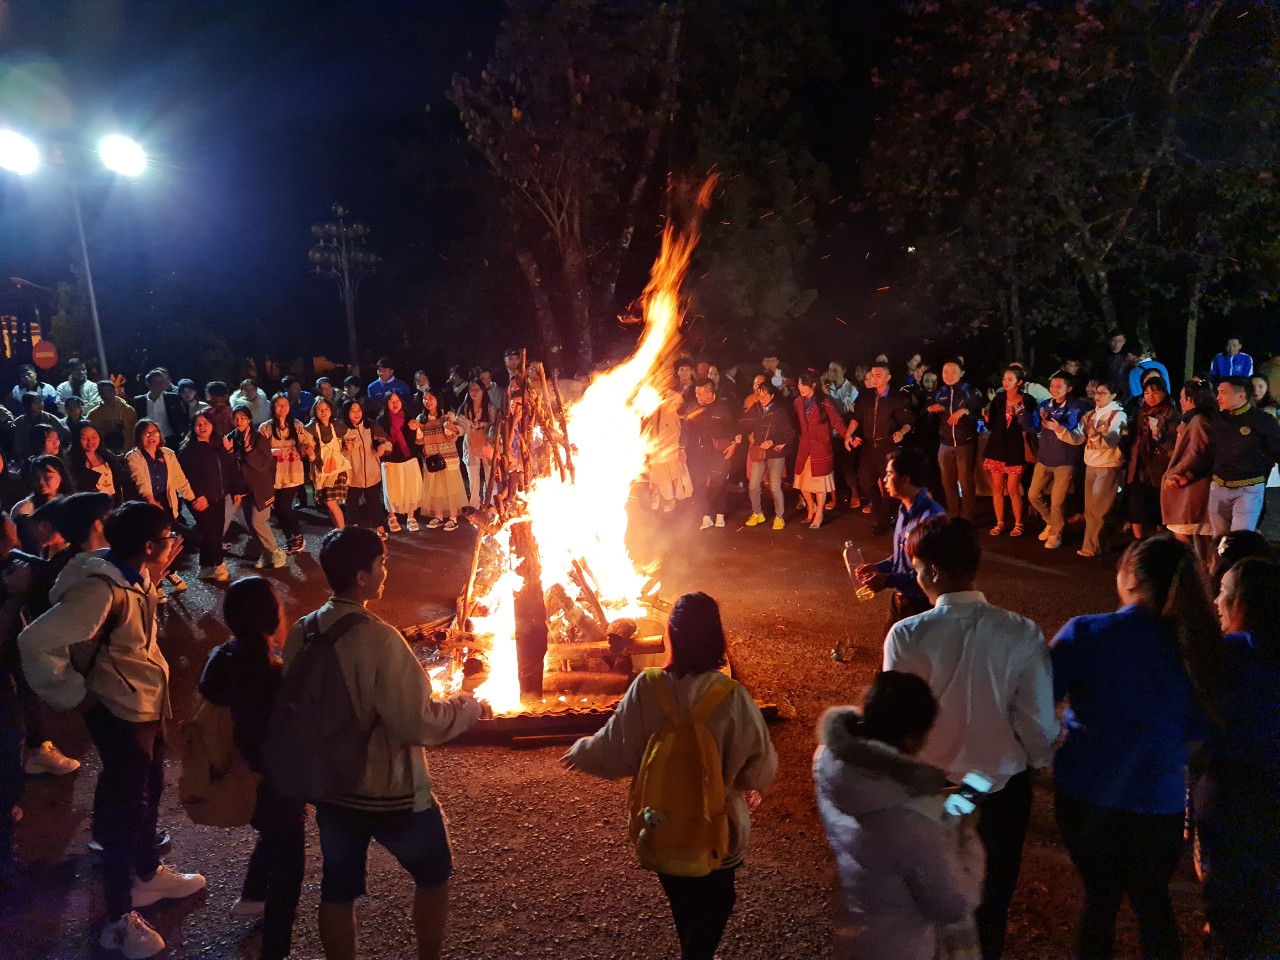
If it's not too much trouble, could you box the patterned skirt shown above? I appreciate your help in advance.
[983,458,1024,476]
[317,472,348,503]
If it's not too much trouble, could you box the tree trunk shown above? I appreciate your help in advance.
[515,248,562,362]
[1185,278,1205,381]
[561,233,594,370]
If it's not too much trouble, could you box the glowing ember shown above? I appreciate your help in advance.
[466,178,717,716]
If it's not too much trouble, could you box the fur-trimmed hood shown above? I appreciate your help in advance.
[816,706,949,817]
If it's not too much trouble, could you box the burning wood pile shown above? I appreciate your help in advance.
[411,178,717,717]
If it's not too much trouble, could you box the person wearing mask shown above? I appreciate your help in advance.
[306,397,350,531]
[375,391,424,533]
[931,360,977,527]
[564,591,777,960]
[10,364,58,414]
[1178,376,1280,535]
[1064,381,1127,558]
[366,357,412,412]
[980,366,1037,538]
[260,394,315,556]
[793,373,846,529]
[199,577,307,960]
[814,670,985,960]
[19,501,206,959]
[1029,374,1086,549]
[340,399,390,538]
[740,380,795,530]
[416,392,467,532]
[1050,535,1216,960]
[55,357,100,414]
[885,515,1056,960]
[1124,377,1179,541]
[684,379,736,531]
[1197,557,1280,959]
[457,380,497,511]
[844,362,914,535]
[1209,336,1253,381]
[1160,380,1215,551]
[230,379,272,427]
[131,369,189,449]
[175,379,209,422]
[229,406,287,569]
[87,381,138,456]
[68,424,128,507]
[178,412,236,582]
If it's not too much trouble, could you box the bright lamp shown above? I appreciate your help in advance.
[0,130,40,176]
[98,134,147,176]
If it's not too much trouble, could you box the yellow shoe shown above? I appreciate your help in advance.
[745,513,766,527]
[772,517,786,531]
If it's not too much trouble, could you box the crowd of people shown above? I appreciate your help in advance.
[0,331,1275,960]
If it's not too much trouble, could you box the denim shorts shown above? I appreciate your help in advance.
[315,802,453,902]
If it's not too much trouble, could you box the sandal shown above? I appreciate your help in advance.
[1010,523,1025,538]
[989,523,1005,536]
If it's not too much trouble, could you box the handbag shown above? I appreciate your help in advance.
[424,453,447,473]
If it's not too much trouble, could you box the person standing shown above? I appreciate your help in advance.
[176,379,210,422]
[981,367,1037,538]
[792,373,846,529]
[229,406,288,569]
[376,392,424,534]
[457,380,497,510]
[885,514,1057,960]
[87,381,138,456]
[200,577,307,960]
[178,412,236,582]
[19,501,206,959]
[741,380,795,530]
[564,592,777,960]
[260,395,315,555]
[306,398,350,531]
[366,357,412,412]
[928,359,981,521]
[282,527,487,960]
[844,362,914,535]
[125,419,205,597]
[1187,377,1280,535]
[1065,382,1127,558]
[203,381,236,439]
[67,425,128,507]
[1209,336,1253,381]
[1160,380,1215,547]
[1050,536,1216,960]
[1029,374,1086,549]
[1124,378,1178,541]
[416,392,467,532]
[684,379,736,530]
[230,379,272,427]
[339,399,390,538]
[131,369,189,449]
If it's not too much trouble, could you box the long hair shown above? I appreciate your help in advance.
[1223,557,1280,668]
[179,411,214,453]
[1182,380,1216,421]
[665,592,728,677]
[268,393,299,442]
[1120,535,1222,715]
[222,576,283,665]
[461,381,493,424]
[25,453,74,502]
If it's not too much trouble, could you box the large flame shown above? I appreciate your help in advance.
[470,179,716,715]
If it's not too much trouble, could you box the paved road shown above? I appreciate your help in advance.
[2,486,1234,959]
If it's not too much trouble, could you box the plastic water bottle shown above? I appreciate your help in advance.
[843,540,876,602]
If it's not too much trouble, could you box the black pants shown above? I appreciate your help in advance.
[856,443,892,528]
[658,866,737,960]
[243,781,307,960]
[345,483,385,529]
[191,497,226,567]
[975,769,1033,960]
[272,484,302,538]
[689,455,728,518]
[0,672,22,869]
[84,705,165,921]
[1055,789,1185,960]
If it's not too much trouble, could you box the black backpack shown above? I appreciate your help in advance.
[263,611,369,803]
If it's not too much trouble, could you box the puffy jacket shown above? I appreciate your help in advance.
[18,550,169,722]
[741,399,797,461]
[813,708,985,960]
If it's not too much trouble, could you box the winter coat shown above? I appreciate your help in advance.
[813,707,985,960]
[742,399,797,461]
[228,426,277,511]
[982,391,1037,467]
[18,550,169,722]
[794,395,846,478]
[1160,412,1212,528]
[1126,400,1179,485]
[179,438,238,503]
[341,421,389,489]
[125,446,197,518]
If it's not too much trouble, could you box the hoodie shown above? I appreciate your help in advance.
[813,708,984,960]
[1065,401,1127,468]
[17,550,168,722]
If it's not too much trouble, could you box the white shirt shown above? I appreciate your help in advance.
[230,390,272,426]
[146,393,174,438]
[883,591,1057,790]
[56,379,101,414]
[827,378,858,416]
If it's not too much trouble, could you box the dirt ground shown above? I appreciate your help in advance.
[1,484,1234,959]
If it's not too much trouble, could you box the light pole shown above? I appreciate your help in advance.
[309,203,379,376]
[0,129,148,376]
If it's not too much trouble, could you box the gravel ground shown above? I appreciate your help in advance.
[1,486,1235,960]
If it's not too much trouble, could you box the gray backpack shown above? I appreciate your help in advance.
[264,611,369,802]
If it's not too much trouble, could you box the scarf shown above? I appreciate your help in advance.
[388,409,411,459]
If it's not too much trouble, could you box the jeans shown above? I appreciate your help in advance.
[748,457,785,518]
[937,443,977,519]
[1055,789,1185,960]
[244,781,307,960]
[975,769,1034,960]
[1082,465,1122,555]
[1207,482,1265,536]
[689,454,728,518]
[1028,462,1074,536]
[0,672,22,868]
[84,705,165,921]
[658,866,737,960]
[272,484,303,539]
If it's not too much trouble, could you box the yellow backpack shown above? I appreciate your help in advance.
[628,668,736,877]
[178,698,261,829]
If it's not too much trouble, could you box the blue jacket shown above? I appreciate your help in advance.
[1035,397,1086,467]
[875,489,946,605]
[932,383,981,447]
[1209,352,1253,380]
[1128,359,1170,399]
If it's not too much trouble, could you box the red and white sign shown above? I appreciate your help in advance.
[31,340,58,370]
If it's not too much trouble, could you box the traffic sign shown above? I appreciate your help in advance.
[32,340,58,370]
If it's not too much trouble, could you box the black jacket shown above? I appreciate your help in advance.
[179,439,238,502]
[228,427,276,510]
[850,389,914,450]
[199,640,282,775]
[132,391,190,440]
[67,449,131,507]
[1201,403,1280,487]
[684,398,737,457]
[932,383,982,448]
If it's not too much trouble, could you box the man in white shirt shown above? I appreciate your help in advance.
[131,369,188,447]
[229,378,272,426]
[55,357,101,414]
[883,514,1056,960]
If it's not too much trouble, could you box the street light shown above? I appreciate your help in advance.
[309,203,380,376]
[0,130,148,376]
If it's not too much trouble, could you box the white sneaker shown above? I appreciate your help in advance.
[230,897,265,919]
[1045,537,1063,550]
[269,550,287,569]
[1038,527,1053,542]
[100,912,165,959]
[699,516,714,530]
[714,514,725,528]
[24,740,80,776]
[406,516,420,532]
[131,864,207,907]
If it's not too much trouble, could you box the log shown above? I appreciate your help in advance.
[509,519,548,700]
[546,638,666,662]
[541,671,632,696]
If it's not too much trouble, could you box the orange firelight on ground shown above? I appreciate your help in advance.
[468,178,717,715]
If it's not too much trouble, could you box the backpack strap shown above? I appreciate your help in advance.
[689,673,737,724]
[643,667,681,722]
[644,668,737,724]
[302,611,367,648]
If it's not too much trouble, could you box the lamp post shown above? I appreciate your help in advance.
[309,203,379,376]
[0,129,148,376]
